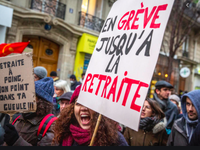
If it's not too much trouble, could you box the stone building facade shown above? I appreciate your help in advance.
[0,0,113,82]
[1,0,200,94]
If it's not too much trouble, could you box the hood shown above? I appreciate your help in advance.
[181,90,200,122]
[152,117,167,134]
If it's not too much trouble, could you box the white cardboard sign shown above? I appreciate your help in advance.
[78,0,174,131]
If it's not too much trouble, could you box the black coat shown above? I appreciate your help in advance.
[189,123,200,146]
[0,113,10,146]
[70,81,81,91]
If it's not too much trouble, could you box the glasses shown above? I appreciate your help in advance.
[142,105,151,110]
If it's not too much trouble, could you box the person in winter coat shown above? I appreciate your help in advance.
[33,66,47,81]
[3,77,56,146]
[52,79,71,116]
[167,90,200,146]
[169,94,183,119]
[0,113,10,146]
[123,98,168,146]
[50,71,59,82]
[53,84,128,146]
[69,74,81,92]
[58,92,73,112]
[153,80,179,134]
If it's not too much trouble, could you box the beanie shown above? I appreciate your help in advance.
[70,74,76,80]
[70,84,82,104]
[35,77,54,103]
[50,71,57,77]
[169,94,180,103]
[34,66,47,79]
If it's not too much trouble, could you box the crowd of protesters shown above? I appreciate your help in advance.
[0,66,200,146]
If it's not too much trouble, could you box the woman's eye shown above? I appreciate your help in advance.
[76,102,80,106]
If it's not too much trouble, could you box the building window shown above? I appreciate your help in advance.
[182,36,189,57]
[45,49,53,55]
[81,0,103,18]
[31,0,66,20]
[79,0,104,32]
[83,53,91,73]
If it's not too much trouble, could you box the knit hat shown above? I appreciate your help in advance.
[155,80,173,89]
[169,94,180,104]
[35,77,54,103]
[58,92,73,102]
[34,66,47,79]
[50,71,57,77]
[70,74,76,80]
[70,84,82,103]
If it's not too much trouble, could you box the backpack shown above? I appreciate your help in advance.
[12,114,57,141]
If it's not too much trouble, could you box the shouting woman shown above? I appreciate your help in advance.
[53,85,128,146]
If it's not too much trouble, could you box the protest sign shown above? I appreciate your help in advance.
[78,0,174,131]
[0,53,36,115]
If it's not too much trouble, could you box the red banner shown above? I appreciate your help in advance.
[0,42,30,57]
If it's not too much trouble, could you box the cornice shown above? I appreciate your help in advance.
[177,56,198,65]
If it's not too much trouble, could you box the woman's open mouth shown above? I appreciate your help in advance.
[81,114,91,125]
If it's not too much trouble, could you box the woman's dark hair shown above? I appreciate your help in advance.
[53,102,119,146]
[36,96,53,116]
[145,98,165,120]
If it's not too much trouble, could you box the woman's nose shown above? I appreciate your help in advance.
[80,105,89,110]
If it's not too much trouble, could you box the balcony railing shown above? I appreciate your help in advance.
[78,11,105,32]
[31,0,66,20]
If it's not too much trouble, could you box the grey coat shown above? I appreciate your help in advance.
[167,117,188,146]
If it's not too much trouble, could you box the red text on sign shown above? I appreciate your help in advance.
[118,3,168,30]
[82,71,149,112]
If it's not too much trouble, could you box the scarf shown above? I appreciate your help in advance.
[139,116,160,132]
[153,93,168,111]
[185,117,198,142]
[62,124,91,146]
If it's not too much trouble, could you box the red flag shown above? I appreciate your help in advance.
[0,41,30,57]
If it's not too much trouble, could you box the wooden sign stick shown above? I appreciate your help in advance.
[89,114,102,146]
[8,113,14,124]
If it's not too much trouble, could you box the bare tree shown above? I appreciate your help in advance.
[164,0,200,82]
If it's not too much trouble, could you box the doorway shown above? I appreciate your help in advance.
[23,36,60,77]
